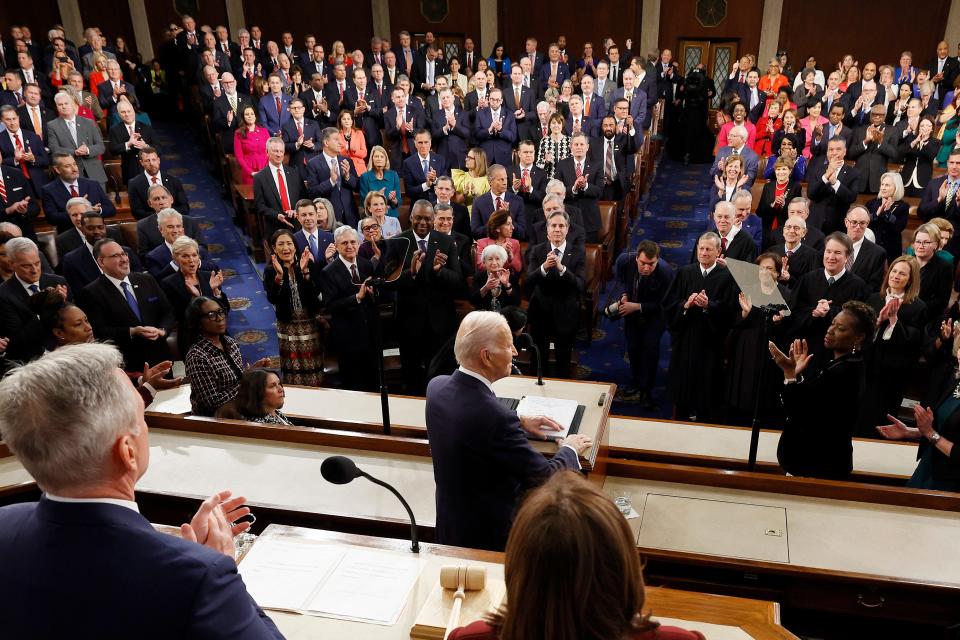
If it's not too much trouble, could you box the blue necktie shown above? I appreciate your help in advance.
[28,284,39,294]
[422,157,429,177]
[308,233,318,261]
[418,239,427,253]
[121,281,141,321]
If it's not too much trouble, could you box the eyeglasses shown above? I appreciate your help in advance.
[361,223,381,231]
[104,251,128,259]
[845,220,869,228]
[465,155,475,160]
[783,224,804,231]
[201,309,227,320]
[914,240,936,246]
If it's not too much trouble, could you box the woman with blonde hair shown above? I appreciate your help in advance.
[358,145,402,218]
[452,147,490,211]
[912,223,953,319]
[449,471,704,640]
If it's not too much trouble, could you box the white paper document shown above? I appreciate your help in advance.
[145,385,193,414]
[515,395,579,438]
[239,537,423,625]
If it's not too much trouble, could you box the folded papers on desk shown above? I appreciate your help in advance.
[239,536,423,625]
[500,396,585,440]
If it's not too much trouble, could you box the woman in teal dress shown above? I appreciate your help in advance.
[359,145,402,218]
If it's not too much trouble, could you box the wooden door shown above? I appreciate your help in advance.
[680,39,738,108]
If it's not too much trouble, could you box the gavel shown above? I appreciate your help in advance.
[440,565,487,640]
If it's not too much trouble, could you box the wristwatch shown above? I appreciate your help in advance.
[929,431,942,444]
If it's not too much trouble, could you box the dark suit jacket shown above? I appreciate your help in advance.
[847,124,898,193]
[293,229,334,263]
[502,84,537,136]
[210,93,255,153]
[400,152,449,204]
[805,158,860,231]
[0,164,41,236]
[470,190,526,240]
[79,272,175,368]
[555,155,605,236]
[304,154,361,227]
[610,87,648,127]
[809,122,853,157]
[756,180,802,237]
[588,135,638,198]
[474,108,517,166]
[383,105,426,169]
[0,127,49,194]
[850,239,887,293]
[127,172,190,221]
[136,215,206,260]
[507,164,549,225]
[161,269,228,323]
[524,241,585,335]
[898,135,941,190]
[430,106,470,170]
[56,225,123,259]
[410,57,447,96]
[17,104,53,142]
[0,273,68,361]
[253,163,305,239]
[106,120,156,184]
[62,244,141,295]
[319,257,378,353]
[425,369,580,550]
[0,499,283,639]
[529,217,586,250]
[918,175,960,228]
[537,61,571,87]
[96,80,139,117]
[387,229,462,335]
[40,177,117,233]
[280,118,322,173]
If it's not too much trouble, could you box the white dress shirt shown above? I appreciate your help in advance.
[45,494,140,513]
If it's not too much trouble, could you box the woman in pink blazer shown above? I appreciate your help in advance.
[338,110,368,175]
[798,100,829,160]
[233,105,270,185]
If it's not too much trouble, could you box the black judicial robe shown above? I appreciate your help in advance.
[918,256,953,321]
[768,243,820,290]
[663,262,736,422]
[778,352,865,479]
[789,269,867,344]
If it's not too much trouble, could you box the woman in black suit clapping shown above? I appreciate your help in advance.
[866,172,910,263]
[160,236,228,356]
[756,158,801,247]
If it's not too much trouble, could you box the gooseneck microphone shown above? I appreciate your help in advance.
[517,333,544,385]
[320,455,421,552]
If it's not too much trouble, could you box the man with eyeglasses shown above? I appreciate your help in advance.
[433,202,473,278]
[78,238,175,369]
[919,151,960,251]
[769,215,820,289]
[844,205,887,291]
[61,210,142,294]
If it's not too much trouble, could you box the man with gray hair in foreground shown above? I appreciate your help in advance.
[0,343,284,638]
[425,310,592,551]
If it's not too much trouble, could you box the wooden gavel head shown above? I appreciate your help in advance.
[439,565,486,592]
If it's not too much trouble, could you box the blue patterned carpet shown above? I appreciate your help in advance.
[159,122,712,411]
[155,123,279,364]
[577,158,713,418]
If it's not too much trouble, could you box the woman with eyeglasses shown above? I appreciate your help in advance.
[358,215,387,265]
[359,191,400,239]
[183,296,273,416]
[452,147,490,212]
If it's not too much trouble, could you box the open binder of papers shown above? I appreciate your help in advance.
[499,395,585,440]
[239,537,423,625]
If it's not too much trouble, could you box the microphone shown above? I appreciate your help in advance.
[320,455,420,552]
[516,333,544,385]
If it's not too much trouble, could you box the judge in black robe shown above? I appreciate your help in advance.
[664,232,736,423]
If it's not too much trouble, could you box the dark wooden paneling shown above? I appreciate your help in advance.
[389,0,481,47]
[241,0,373,52]
[78,0,138,58]
[658,0,763,60]
[500,0,642,64]
[778,0,950,73]
[0,2,62,41]
[143,0,229,60]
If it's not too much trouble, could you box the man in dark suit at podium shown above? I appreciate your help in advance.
[425,310,592,551]
[0,343,284,639]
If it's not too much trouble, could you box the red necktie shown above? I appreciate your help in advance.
[721,236,728,253]
[400,110,409,154]
[296,119,303,137]
[575,162,583,178]
[338,82,344,104]
[584,97,590,116]
[521,168,529,192]
[13,134,29,178]
[275,97,282,117]
[542,124,547,136]
[70,184,79,197]
[276,168,291,211]
[495,196,503,211]
[151,176,159,185]
[0,175,6,202]
[467,52,472,69]
[740,73,745,83]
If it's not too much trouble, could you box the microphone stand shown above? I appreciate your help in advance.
[747,304,785,471]
[519,333,544,385]
[358,468,420,552]
[367,277,391,436]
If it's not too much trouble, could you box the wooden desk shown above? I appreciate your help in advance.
[247,525,797,640]
[608,417,919,482]
[146,376,615,472]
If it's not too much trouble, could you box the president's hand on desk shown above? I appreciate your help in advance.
[519,415,593,454]
[180,490,254,561]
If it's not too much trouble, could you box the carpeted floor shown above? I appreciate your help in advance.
[159,121,713,412]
